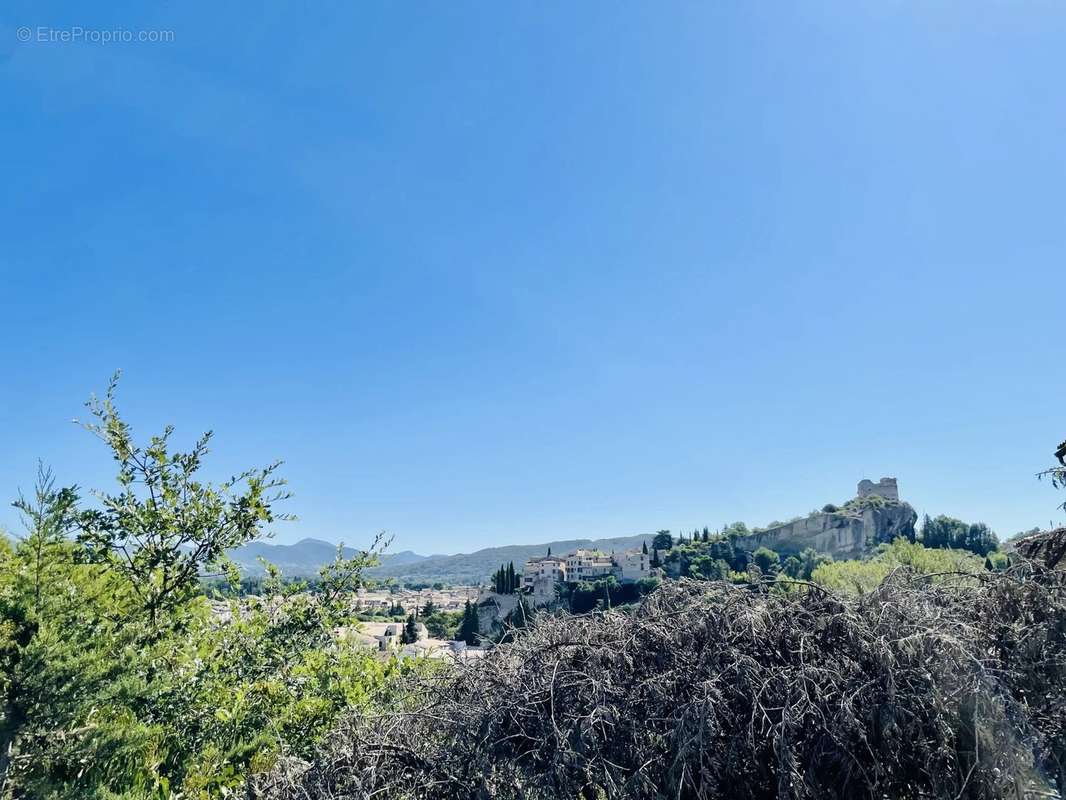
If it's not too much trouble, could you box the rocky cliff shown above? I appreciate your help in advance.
[735,498,918,559]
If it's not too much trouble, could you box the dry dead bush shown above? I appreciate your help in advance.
[256,567,1066,799]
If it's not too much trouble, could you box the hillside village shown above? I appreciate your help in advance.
[209,477,920,653]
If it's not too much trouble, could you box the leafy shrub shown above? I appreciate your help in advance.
[811,538,985,594]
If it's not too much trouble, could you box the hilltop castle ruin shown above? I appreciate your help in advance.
[857,477,899,502]
[733,477,916,559]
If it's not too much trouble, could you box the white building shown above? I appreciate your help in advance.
[520,555,568,590]
[618,548,652,582]
[520,546,656,589]
[565,549,615,582]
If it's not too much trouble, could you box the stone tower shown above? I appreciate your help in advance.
[857,477,899,502]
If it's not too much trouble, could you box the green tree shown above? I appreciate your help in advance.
[0,381,402,798]
[722,522,750,538]
[690,556,731,581]
[791,547,832,580]
[402,613,419,644]
[458,601,480,646]
[1,466,82,792]
[920,514,998,556]
[74,374,292,632]
[652,530,673,551]
[11,463,78,621]
[782,555,802,579]
[752,547,780,575]
[423,610,460,640]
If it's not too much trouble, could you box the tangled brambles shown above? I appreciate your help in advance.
[258,568,1066,799]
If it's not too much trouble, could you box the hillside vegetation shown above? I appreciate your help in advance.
[2,380,1062,799]
[260,567,1066,799]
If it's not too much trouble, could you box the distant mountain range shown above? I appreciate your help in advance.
[226,538,429,578]
[227,534,654,585]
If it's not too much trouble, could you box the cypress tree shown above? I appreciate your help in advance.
[402,613,419,644]
[458,600,480,646]
[642,541,648,555]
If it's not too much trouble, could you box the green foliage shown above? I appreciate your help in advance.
[0,382,401,798]
[689,556,732,581]
[401,613,420,644]
[920,514,999,556]
[662,532,751,580]
[751,547,780,575]
[781,547,833,580]
[491,561,519,594]
[458,601,480,646]
[651,530,673,551]
[810,539,986,594]
[721,521,750,539]
[74,374,293,632]
[422,610,461,640]
[840,494,890,512]
[566,576,657,613]
[985,551,1011,571]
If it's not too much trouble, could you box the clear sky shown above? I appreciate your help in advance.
[2,2,1064,554]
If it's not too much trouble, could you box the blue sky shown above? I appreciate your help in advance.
[2,2,1064,553]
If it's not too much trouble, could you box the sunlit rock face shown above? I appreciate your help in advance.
[735,491,918,559]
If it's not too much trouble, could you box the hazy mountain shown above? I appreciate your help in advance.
[228,534,655,584]
[227,537,427,577]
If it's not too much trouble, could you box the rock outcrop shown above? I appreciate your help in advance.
[734,481,917,559]
[476,591,521,635]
